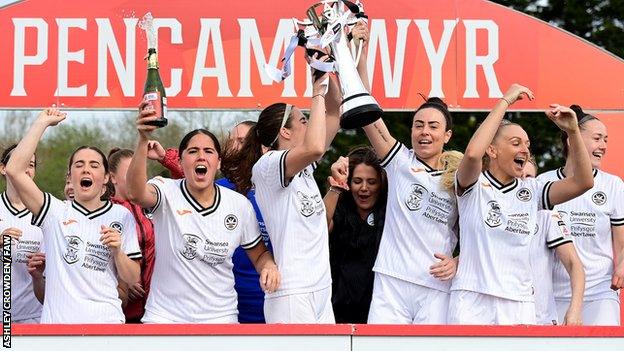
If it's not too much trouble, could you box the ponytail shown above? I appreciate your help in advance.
[221,124,265,195]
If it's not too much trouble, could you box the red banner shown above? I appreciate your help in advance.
[0,0,623,111]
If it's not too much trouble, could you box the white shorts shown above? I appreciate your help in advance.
[367,272,449,324]
[555,298,620,326]
[448,290,536,325]
[264,286,335,324]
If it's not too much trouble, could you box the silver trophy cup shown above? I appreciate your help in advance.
[304,0,382,129]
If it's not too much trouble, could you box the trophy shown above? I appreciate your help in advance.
[297,0,383,129]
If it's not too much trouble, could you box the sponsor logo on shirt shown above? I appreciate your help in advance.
[405,183,427,211]
[179,233,229,266]
[177,209,192,216]
[224,214,238,230]
[592,191,606,205]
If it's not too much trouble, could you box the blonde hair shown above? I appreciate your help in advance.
[440,150,464,193]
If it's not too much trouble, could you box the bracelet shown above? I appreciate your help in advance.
[312,93,325,100]
[328,186,344,195]
[501,97,512,106]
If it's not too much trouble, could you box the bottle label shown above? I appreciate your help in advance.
[144,91,164,118]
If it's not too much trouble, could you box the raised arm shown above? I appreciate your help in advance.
[323,156,349,232]
[5,109,66,216]
[354,22,398,160]
[283,58,330,179]
[554,243,585,325]
[146,141,185,179]
[545,105,594,206]
[126,102,161,209]
[456,84,534,192]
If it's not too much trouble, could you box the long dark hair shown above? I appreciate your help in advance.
[68,146,111,200]
[178,129,222,159]
[561,104,600,159]
[1,144,37,172]
[221,103,294,195]
[414,97,453,131]
[338,146,388,215]
[106,148,134,199]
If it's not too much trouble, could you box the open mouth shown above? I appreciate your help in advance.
[513,156,526,168]
[357,194,371,202]
[195,165,208,176]
[79,178,93,188]
[592,151,604,159]
[418,140,432,145]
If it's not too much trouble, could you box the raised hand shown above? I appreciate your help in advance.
[100,225,122,255]
[137,101,159,139]
[36,107,67,127]
[546,104,581,133]
[502,84,535,105]
[328,156,349,190]
[351,20,369,43]
[146,140,166,162]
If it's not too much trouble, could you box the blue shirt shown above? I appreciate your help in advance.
[216,178,271,323]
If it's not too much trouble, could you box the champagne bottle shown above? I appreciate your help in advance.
[143,47,168,127]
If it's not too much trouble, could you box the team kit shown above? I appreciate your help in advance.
[1,13,623,327]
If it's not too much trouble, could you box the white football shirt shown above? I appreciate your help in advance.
[252,150,331,298]
[0,192,43,322]
[538,168,624,300]
[143,178,262,323]
[452,171,553,301]
[31,193,141,323]
[374,142,458,292]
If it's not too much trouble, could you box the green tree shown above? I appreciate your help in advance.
[493,0,624,58]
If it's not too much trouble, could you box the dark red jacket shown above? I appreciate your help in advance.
[112,197,155,322]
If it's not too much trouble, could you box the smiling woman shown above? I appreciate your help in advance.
[4,108,142,323]
[322,146,388,323]
[451,85,595,325]
[537,104,624,326]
